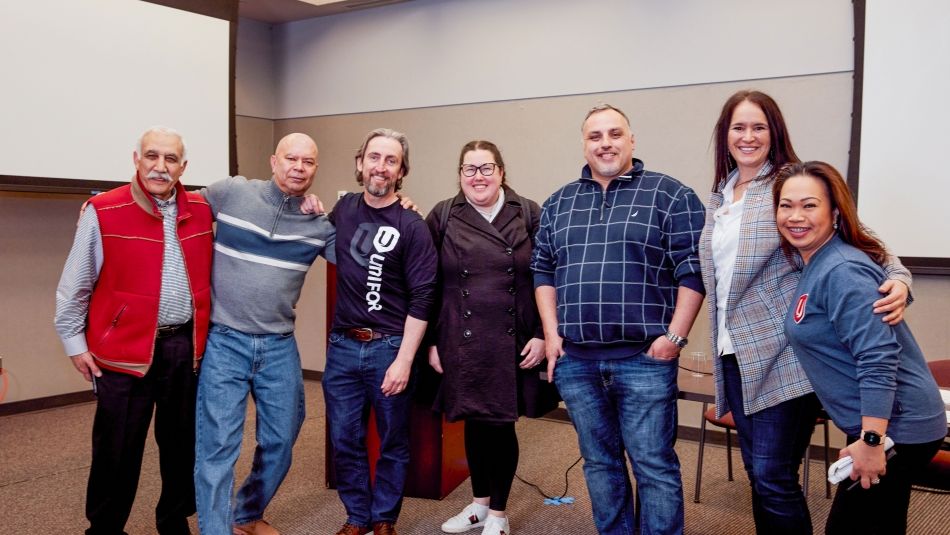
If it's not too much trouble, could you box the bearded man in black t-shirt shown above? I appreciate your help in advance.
[324,128,437,535]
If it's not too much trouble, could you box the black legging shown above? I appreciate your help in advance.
[465,419,519,511]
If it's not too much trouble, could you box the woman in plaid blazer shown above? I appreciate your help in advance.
[698,90,912,534]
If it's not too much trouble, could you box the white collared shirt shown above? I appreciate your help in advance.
[712,173,746,355]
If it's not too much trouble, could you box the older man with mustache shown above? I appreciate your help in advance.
[55,126,214,535]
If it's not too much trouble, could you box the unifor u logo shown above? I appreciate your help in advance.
[350,224,401,267]
[373,226,400,253]
[793,294,808,324]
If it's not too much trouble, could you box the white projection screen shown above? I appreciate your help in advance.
[854,0,950,273]
[0,0,231,192]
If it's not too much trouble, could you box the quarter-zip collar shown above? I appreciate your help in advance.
[263,178,305,210]
[579,158,644,221]
[263,178,309,237]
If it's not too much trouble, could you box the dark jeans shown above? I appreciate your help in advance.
[323,332,413,528]
[826,437,942,535]
[465,420,519,511]
[86,328,197,535]
[555,352,683,535]
[721,354,819,535]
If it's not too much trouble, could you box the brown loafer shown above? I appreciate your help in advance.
[335,523,370,535]
[372,522,397,535]
[233,519,280,535]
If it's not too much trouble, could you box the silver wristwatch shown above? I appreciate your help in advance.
[665,330,688,348]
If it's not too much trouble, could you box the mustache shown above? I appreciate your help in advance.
[147,170,172,182]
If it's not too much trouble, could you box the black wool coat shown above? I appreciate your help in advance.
[424,188,551,422]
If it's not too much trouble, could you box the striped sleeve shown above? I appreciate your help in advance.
[54,206,103,356]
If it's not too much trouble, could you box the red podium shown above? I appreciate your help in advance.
[323,264,469,499]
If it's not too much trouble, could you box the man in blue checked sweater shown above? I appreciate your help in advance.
[532,105,705,535]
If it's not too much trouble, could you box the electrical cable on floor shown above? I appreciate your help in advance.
[677,364,712,376]
[515,455,582,504]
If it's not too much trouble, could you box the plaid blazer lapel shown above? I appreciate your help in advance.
[725,180,780,312]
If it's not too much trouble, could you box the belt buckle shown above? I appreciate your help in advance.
[157,325,176,336]
[352,328,374,342]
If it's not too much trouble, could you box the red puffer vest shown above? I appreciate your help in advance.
[86,177,213,376]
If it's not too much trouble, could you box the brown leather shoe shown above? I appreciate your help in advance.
[372,522,397,535]
[335,523,370,535]
[233,519,280,535]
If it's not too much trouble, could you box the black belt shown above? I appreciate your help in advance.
[157,321,192,338]
[343,327,384,342]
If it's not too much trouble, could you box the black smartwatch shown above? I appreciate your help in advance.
[861,429,885,447]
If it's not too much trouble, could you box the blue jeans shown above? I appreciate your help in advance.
[323,332,412,528]
[554,352,683,535]
[721,354,819,535]
[194,324,305,535]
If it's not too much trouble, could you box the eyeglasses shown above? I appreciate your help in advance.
[460,163,498,177]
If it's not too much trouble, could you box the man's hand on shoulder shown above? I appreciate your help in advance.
[70,351,102,382]
[396,193,420,214]
[300,193,325,215]
[76,199,96,226]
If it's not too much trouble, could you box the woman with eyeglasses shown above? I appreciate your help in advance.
[424,140,552,535]
[774,161,944,535]
[698,90,912,534]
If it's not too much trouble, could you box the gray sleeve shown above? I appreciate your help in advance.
[54,207,103,356]
[201,176,240,216]
[865,224,913,301]
[322,225,337,265]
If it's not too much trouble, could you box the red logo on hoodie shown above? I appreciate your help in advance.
[793,294,808,324]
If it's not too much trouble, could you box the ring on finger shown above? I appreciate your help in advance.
[871,478,881,485]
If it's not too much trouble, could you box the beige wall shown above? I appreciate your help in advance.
[1,192,104,401]
[235,115,275,180]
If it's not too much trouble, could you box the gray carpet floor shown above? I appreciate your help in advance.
[1,380,947,534]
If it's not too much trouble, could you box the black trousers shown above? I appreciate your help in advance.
[825,436,943,535]
[465,419,519,511]
[85,328,197,535]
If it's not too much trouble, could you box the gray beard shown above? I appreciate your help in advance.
[365,180,392,198]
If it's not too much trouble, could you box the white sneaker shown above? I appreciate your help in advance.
[441,503,488,533]
[480,515,511,535]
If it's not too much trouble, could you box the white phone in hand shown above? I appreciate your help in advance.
[827,436,895,484]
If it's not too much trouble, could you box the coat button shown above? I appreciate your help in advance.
[463,329,473,338]
[463,309,472,318]
[508,286,516,295]
[462,289,470,297]
[461,269,469,278]
[506,327,515,336]
[506,267,515,275]
[505,247,513,256]
[507,306,515,316]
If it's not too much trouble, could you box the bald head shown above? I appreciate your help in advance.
[271,133,319,196]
